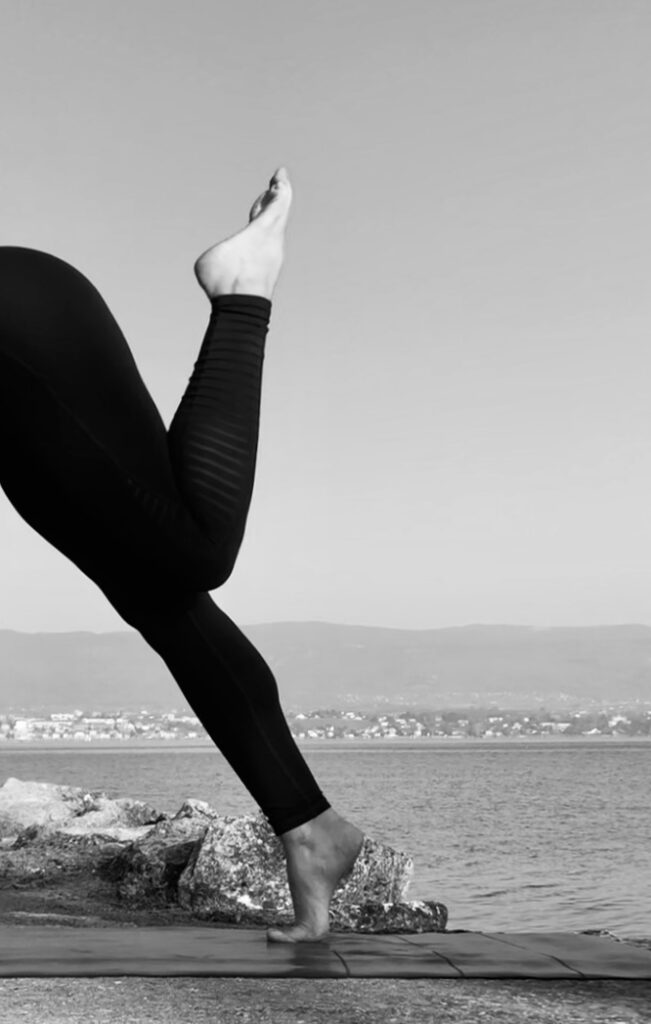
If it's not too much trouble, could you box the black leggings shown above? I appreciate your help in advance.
[0,246,331,835]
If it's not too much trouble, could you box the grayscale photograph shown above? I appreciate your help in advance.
[0,1,649,1021]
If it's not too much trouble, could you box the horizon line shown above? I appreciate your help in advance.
[3,620,651,635]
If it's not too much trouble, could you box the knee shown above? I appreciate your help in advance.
[197,539,240,591]
[97,579,196,634]
[96,583,149,632]
[200,559,235,591]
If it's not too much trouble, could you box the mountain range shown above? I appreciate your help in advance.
[1,622,651,714]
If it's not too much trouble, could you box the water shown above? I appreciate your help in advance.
[1,740,649,937]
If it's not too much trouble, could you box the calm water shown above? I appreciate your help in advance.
[1,740,649,937]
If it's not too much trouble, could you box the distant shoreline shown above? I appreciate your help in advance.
[1,735,650,752]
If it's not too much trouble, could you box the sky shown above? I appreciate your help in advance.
[1,0,651,632]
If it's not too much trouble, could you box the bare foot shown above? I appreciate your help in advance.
[266,809,365,943]
[194,167,293,301]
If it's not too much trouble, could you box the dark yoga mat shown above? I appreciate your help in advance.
[2,927,651,979]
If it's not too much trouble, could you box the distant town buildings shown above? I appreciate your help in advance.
[0,705,650,742]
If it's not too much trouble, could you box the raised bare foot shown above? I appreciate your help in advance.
[267,809,365,943]
[194,166,292,301]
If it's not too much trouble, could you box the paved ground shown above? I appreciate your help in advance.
[2,886,650,1021]
[1,976,651,1024]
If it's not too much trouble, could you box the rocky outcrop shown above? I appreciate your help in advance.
[0,779,448,933]
[172,810,430,930]
[0,777,164,841]
[105,799,222,906]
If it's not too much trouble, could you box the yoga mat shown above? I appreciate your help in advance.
[1,927,650,979]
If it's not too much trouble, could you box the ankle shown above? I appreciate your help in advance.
[280,808,342,847]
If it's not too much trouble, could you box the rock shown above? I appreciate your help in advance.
[104,799,225,906]
[0,829,128,885]
[334,899,447,934]
[175,813,413,921]
[0,780,449,933]
[0,778,89,834]
[173,798,221,821]
[0,778,165,840]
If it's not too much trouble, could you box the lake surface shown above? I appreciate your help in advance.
[1,740,649,937]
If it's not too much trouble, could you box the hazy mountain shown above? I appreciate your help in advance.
[1,622,651,714]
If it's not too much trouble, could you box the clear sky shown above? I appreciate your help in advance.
[1,0,651,632]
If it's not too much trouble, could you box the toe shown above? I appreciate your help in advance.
[271,166,290,186]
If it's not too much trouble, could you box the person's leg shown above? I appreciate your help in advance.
[0,264,327,830]
[0,252,268,593]
[0,169,363,941]
[102,582,332,835]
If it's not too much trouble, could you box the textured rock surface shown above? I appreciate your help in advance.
[0,777,164,841]
[0,828,126,885]
[0,779,448,933]
[106,800,225,906]
[172,811,444,932]
[333,900,447,933]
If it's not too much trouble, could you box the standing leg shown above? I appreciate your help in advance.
[103,584,332,834]
[147,167,367,942]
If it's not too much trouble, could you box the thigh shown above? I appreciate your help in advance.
[0,247,213,591]
[0,246,179,498]
[0,347,163,590]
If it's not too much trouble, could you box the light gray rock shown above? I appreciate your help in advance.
[0,777,164,840]
[175,810,419,932]
[107,799,226,906]
[0,778,89,834]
